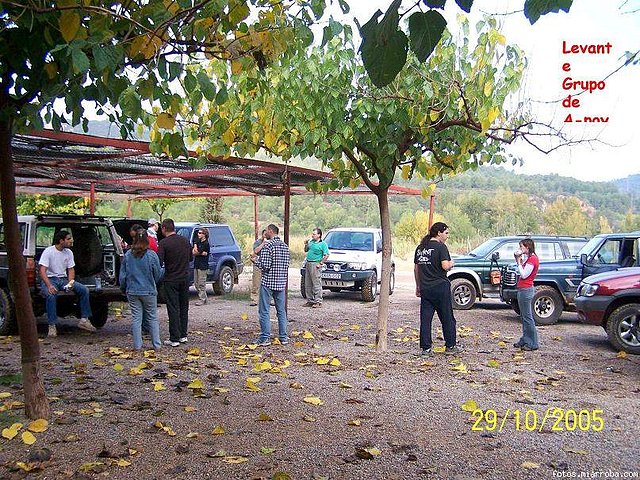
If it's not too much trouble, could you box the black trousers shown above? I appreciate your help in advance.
[419,280,457,349]
[164,279,189,341]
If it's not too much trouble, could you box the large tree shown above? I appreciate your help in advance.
[186,17,540,350]
[0,0,326,418]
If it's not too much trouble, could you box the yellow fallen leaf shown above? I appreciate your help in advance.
[223,326,233,331]
[497,341,507,348]
[348,419,361,426]
[0,392,11,399]
[187,379,204,389]
[241,313,248,321]
[451,363,468,373]
[184,406,197,413]
[461,400,478,412]
[212,425,225,435]
[21,431,37,445]
[254,361,272,372]
[260,447,276,454]
[79,461,106,472]
[302,331,314,339]
[564,447,588,455]
[315,357,330,365]
[339,382,353,389]
[303,396,324,406]
[487,359,500,368]
[15,462,38,472]
[2,423,22,440]
[128,367,143,376]
[222,456,248,464]
[433,346,446,353]
[616,351,628,359]
[113,363,124,371]
[112,458,132,467]
[521,461,540,470]
[365,447,381,456]
[187,347,201,356]
[186,432,199,438]
[302,415,316,422]
[152,381,166,391]
[27,419,48,433]
[329,358,341,367]
[258,413,273,421]
[289,382,304,389]
[213,387,229,393]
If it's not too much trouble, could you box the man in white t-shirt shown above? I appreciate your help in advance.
[147,219,159,240]
[39,230,95,337]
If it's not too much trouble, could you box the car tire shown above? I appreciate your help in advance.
[90,299,109,329]
[451,278,476,310]
[0,288,16,336]
[361,271,377,302]
[532,286,563,325]
[605,303,640,354]
[300,275,307,298]
[213,265,234,295]
[389,267,395,295]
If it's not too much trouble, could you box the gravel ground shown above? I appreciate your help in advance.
[0,266,638,480]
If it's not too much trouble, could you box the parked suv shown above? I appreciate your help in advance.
[448,235,587,310]
[500,232,640,325]
[174,222,243,295]
[0,214,126,335]
[575,268,640,354]
[300,227,394,302]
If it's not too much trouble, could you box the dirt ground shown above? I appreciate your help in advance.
[0,265,638,480]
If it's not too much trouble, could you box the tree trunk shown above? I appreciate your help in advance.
[375,187,393,352]
[0,119,50,419]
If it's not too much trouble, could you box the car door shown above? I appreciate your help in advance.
[583,238,624,277]
[208,226,233,280]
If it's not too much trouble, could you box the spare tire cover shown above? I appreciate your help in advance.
[71,227,103,276]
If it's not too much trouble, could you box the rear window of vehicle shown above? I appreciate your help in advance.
[210,226,235,247]
[0,223,27,250]
[536,242,563,261]
[566,240,586,258]
[36,224,113,249]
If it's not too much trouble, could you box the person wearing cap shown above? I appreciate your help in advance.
[147,219,159,240]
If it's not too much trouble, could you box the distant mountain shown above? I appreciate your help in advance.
[613,174,640,196]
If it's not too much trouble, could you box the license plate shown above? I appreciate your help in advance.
[322,272,342,279]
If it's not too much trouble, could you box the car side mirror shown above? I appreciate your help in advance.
[491,251,500,261]
[580,253,590,265]
[376,241,382,253]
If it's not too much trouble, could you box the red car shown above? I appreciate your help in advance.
[575,267,640,354]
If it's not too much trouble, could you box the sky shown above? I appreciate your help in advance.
[334,0,640,182]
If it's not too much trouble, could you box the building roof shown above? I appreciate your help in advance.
[12,130,422,199]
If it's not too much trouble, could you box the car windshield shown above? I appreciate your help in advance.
[578,236,604,257]
[324,231,374,251]
[468,238,501,258]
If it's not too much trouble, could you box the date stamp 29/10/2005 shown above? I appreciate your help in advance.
[470,408,604,433]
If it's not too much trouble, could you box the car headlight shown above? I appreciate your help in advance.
[578,282,599,297]
[347,262,367,270]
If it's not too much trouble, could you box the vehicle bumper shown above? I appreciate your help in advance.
[575,296,612,326]
[500,287,518,303]
[301,268,374,286]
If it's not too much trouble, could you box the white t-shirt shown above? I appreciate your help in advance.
[39,246,75,277]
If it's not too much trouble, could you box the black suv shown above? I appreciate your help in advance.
[0,214,126,335]
[448,235,587,309]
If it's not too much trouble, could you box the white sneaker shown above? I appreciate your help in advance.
[77,318,97,332]
[179,337,188,343]
[48,325,57,337]
[163,340,180,347]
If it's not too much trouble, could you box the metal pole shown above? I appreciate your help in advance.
[253,195,259,239]
[89,182,96,215]
[126,199,133,218]
[283,166,291,311]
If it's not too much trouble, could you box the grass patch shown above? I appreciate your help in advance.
[0,373,22,386]
[0,410,23,429]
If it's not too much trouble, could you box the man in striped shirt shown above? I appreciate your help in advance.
[252,224,290,346]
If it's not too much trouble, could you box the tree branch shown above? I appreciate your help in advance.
[341,147,379,194]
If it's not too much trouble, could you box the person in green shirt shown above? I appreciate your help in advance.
[303,228,330,307]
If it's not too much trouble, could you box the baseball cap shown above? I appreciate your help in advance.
[148,218,159,226]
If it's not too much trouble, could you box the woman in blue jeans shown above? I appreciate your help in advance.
[119,231,164,350]
[514,238,540,351]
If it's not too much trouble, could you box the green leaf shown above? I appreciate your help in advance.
[408,11,447,62]
[197,71,216,101]
[70,48,90,74]
[423,0,446,8]
[215,86,229,105]
[454,0,473,13]
[93,44,123,72]
[524,0,572,25]
[321,18,343,47]
[118,87,142,119]
[359,0,408,87]
[338,0,350,14]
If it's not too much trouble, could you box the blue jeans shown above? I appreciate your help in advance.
[258,285,287,342]
[517,287,539,349]
[40,277,92,326]
[128,294,161,350]
[419,280,457,349]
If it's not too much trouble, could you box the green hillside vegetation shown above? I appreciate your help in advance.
[11,167,640,259]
